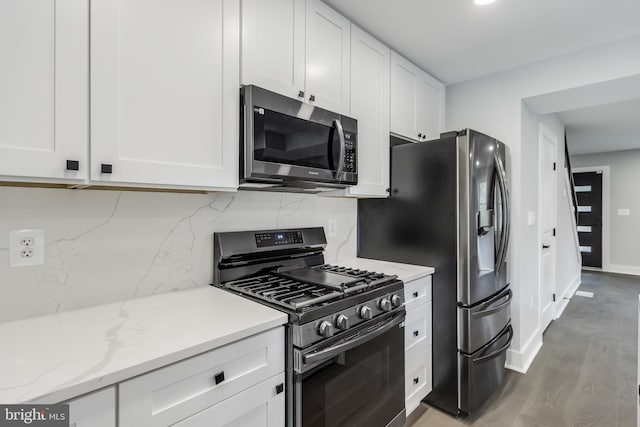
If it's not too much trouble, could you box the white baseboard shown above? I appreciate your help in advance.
[555,275,581,319]
[606,264,640,277]
[505,329,542,374]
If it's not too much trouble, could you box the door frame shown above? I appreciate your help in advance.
[572,166,610,272]
[538,123,558,328]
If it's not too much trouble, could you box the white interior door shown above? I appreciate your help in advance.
[539,124,558,331]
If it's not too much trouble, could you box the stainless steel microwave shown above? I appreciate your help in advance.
[240,85,357,192]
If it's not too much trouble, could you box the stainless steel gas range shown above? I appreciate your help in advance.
[213,227,406,427]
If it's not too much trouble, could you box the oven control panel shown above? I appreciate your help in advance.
[255,230,304,248]
[292,287,405,348]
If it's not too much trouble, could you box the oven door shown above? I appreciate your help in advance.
[294,310,406,427]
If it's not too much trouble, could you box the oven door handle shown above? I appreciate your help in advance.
[333,119,346,179]
[302,312,404,366]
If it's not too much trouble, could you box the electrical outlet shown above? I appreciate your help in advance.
[327,219,337,237]
[9,229,45,267]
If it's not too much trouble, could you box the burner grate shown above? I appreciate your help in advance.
[224,274,342,310]
[222,265,398,312]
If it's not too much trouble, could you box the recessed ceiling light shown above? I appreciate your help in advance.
[474,0,497,5]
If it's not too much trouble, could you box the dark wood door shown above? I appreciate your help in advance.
[573,171,603,268]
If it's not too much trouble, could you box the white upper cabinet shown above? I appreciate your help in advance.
[343,24,390,198]
[390,51,445,142]
[90,0,239,190]
[241,0,305,100]
[241,0,350,115]
[416,73,446,142]
[305,0,350,115]
[0,0,88,183]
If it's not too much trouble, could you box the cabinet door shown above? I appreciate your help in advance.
[0,0,88,182]
[173,373,285,427]
[241,0,305,100]
[67,387,116,427]
[416,71,446,141]
[91,0,239,190]
[346,25,390,198]
[305,0,350,115]
[390,51,420,141]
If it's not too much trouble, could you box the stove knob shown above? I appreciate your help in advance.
[391,294,402,307]
[379,298,392,312]
[335,314,349,330]
[359,306,373,320]
[317,321,334,338]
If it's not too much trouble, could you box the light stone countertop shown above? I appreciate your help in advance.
[0,286,287,404]
[339,257,435,282]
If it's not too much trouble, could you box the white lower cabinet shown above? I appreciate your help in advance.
[173,373,285,427]
[119,327,285,427]
[67,387,116,427]
[403,275,433,416]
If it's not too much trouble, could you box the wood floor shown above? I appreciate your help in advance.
[409,270,639,427]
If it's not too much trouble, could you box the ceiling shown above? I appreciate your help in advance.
[324,0,640,84]
[561,99,640,155]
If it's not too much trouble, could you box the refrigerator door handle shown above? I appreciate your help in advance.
[494,152,510,271]
[472,289,512,318]
[472,324,513,364]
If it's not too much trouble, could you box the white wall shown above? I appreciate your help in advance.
[0,187,357,323]
[572,149,640,275]
[446,34,640,372]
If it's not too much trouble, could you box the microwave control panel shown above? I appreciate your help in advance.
[255,230,304,248]
[343,131,356,173]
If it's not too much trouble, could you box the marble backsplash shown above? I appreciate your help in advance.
[0,187,357,323]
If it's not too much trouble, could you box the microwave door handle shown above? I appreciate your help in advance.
[333,119,346,178]
[302,312,404,366]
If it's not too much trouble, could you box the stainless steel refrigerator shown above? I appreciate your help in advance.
[358,129,512,416]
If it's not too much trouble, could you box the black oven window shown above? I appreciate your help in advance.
[301,323,404,427]
[253,108,339,171]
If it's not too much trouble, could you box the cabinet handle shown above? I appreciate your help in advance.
[298,90,305,98]
[412,291,418,298]
[309,94,316,103]
[66,160,79,171]
[413,377,419,385]
[275,383,284,395]
[101,163,113,174]
[214,371,225,385]
[413,330,419,337]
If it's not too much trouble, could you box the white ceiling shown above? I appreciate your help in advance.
[324,0,640,84]
[561,99,640,155]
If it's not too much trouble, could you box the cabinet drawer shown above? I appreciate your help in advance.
[405,349,432,416]
[405,339,428,370]
[404,276,431,310]
[119,327,284,427]
[173,373,285,427]
[404,303,432,350]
